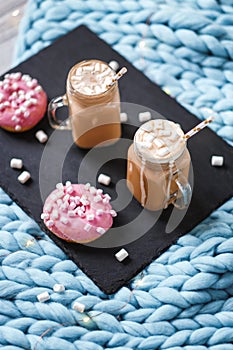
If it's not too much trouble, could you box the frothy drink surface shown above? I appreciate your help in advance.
[70,61,115,96]
[67,60,121,148]
[127,119,191,211]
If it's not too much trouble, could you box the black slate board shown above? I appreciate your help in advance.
[0,26,233,294]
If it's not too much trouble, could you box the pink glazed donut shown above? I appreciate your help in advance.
[0,72,47,132]
[41,182,116,243]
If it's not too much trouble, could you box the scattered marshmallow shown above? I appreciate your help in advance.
[157,147,170,157]
[18,171,31,184]
[115,248,129,262]
[84,223,92,232]
[35,130,48,143]
[139,111,151,123]
[10,158,23,169]
[120,112,128,123]
[86,214,95,221]
[73,301,85,313]
[211,155,224,167]
[53,284,65,293]
[109,60,119,71]
[37,291,50,302]
[98,173,111,186]
[96,227,106,235]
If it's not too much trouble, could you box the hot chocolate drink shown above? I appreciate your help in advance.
[126,119,192,211]
[48,59,121,148]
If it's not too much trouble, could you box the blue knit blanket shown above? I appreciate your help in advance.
[1,0,233,349]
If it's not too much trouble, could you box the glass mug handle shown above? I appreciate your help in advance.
[173,170,192,209]
[48,95,71,130]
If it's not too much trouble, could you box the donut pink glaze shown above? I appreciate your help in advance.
[0,72,47,132]
[41,182,116,243]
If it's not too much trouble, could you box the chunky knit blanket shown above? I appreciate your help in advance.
[1,0,233,349]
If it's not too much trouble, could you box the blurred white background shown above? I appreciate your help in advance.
[0,0,27,75]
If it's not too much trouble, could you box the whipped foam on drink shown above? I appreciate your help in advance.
[134,119,186,164]
[70,60,115,96]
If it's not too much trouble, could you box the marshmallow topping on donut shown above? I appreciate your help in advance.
[41,182,116,243]
[0,72,47,132]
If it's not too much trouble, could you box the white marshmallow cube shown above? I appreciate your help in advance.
[53,284,65,293]
[120,112,128,123]
[10,158,23,169]
[73,301,85,313]
[211,155,224,167]
[108,60,119,71]
[18,171,31,184]
[115,248,129,262]
[35,130,48,143]
[98,173,111,186]
[37,291,50,302]
[138,111,151,123]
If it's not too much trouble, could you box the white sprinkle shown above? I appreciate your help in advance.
[61,217,68,225]
[104,194,111,200]
[90,186,96,195]
[10,158,23,169]
[61,202,69,210]
[66,181,72,187]
[103,197,109,204]
[4,74,10,79]
[13,72,22,80]
[94,85,103,94]
[63,194,70,202]
[57,199,63,206]
[96,227,106,235]
[11,101,18,109]
[47,219,54,227]
[37,291,50,302]
[35,130,48,143]
[80,196,89,206]
[30,98,38,105]
[15,109,21,116]
[84,183,91,190]
[157,147,170,157]
[84,223,92,232]
[53,284,65,293]
[56,183,64,190]
[18,171,31,184]
[110,210,117,217]
[22,74,31,81]
[94,62,101,72]
[211,155,224,167]
[96,209,103,216]
[120,112,128,123]
[96,189,103,195]
[144,133,155,143]
[35,85,42,92]
[83,86,94,95]
[51,210,59,219]
[3,101,10,107]
[158,130,171,137]
[23,111,30,118]
[68,210,76,217]
[73,301,85,313]
[138,111,151,123]
[109,60,119,71]
[69,202,76,210]
[115,248,129,262]
[77,210,85,217]
[12,83,18,90]
[153,138,165,148]
[66,186,73,194]
[41,213,49,220]
[44,204,52,213]
[86,214,95,221]
[98,173,111,186]
[56,191,64,199]
[94,195,102,203]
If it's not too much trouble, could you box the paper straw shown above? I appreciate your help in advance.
[183,116,214,140]
[108,67,127,86]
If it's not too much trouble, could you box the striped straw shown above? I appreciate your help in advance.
[183,116,214,140]
[108,67,127,87]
